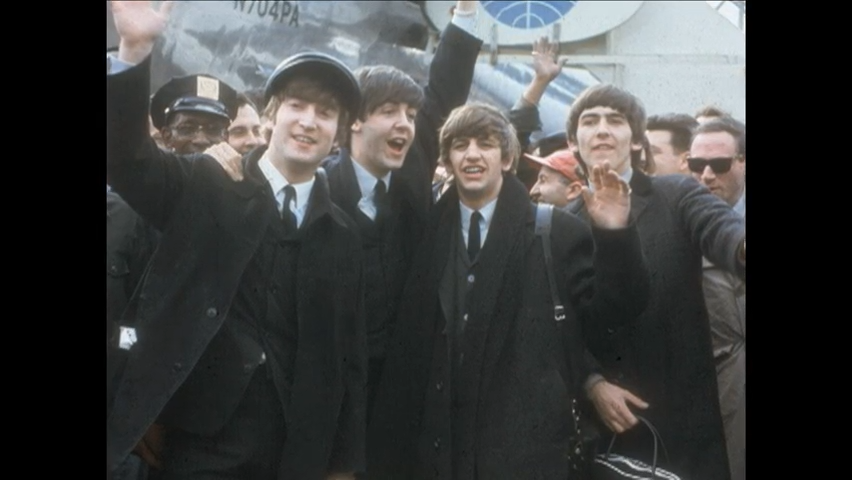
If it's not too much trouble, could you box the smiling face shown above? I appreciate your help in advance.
[438,103,520,210]
[264,77,345,182]
[350,101,417,178]
[570,106,642,174]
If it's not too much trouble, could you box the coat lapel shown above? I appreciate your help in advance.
[456,176,531,408]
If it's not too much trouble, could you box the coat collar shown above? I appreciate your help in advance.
[237,146,340,229]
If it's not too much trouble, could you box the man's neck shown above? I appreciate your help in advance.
[350,146,391,180]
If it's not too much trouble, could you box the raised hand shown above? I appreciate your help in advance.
[205,142,245,182]
[581,161,631,230]
[588,380,649,433]
[110,1,175,63]
[531,36,566,83]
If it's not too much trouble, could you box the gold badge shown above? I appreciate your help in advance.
[196,76,220,100]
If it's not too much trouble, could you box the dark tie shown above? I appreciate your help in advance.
[374,180,388,221]
[282,185,297,231]
[468,211,482,261]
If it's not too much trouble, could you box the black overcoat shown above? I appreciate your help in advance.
[106,56,367,479]
[581,170,746,480]
[367,175,649,479]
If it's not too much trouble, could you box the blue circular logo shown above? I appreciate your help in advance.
[481,1,578,29]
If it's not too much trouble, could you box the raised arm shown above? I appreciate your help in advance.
[399,1,483,194]
[509,36,566,152]
[107,1,196,230]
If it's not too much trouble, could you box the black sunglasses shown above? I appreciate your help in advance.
[687,156,736,174]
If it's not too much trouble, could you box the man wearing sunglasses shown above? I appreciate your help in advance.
[689,117,746,480]
[688,118,746,213]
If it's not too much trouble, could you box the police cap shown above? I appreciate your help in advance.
[263,52,361,122]
[150,75,239,130]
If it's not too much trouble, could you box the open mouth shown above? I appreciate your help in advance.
[462,166,484,176]
[387,138,407,155]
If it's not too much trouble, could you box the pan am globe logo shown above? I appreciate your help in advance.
[480,1,578,29]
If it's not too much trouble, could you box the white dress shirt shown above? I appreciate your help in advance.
[259,155,314,228]
[459,198,498,251]
[352,159,392,221]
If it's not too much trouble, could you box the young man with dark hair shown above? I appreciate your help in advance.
[320,0,483,422]
[367,102,649,479]
[565,84,746,480]
[227,92,266,155]
[210,1,486,424]
[646,112,699,176]
[106,2,366,479]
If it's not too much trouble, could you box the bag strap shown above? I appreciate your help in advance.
[534,204,564,322]
[605,414,673,477]
[535,204,585,470]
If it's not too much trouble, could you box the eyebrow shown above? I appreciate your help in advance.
[580,112,626,121]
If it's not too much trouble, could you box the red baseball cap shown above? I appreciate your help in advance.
[524,149,586,183]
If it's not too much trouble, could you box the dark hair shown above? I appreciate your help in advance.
[236,92,258,112]
[647,113,699,154]
[640,135,655,175]
[694,105,732,120]
[262,75,351,144]
[439,103,521,172]
[693,117,746,156]
[566,84,646,171]
[530,132,568,158]
[353,65,424,121]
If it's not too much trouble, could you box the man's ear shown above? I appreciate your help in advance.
[568,140,579,154]
[351,119,362,133]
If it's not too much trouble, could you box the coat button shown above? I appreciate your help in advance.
[260,352,267,364]
[434,437,441,450]
[110,265,118,273]
[206,307,218,318]
[436,382,443,392]
[606,327,615,335]
[244,364,253,373]
[467,274,475,283]
[463,313,468,322]
[172,362,182,372]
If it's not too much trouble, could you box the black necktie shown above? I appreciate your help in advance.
[468,211,482,261]
[374,180,387,221]
[282,185,297,231]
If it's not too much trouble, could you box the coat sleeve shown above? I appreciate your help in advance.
[665,175,746,280]
[106,55,197,231]
[509,100,542,154]
[328,227,368,474]
[398,22,483,201]
[553,212,650,337]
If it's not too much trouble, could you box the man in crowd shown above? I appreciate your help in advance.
[107,2,367,478]
[527,148,587,214]
[227,93,266,155]
[646,113,698,176]
[564,84,745,480]
[689,117,746,480]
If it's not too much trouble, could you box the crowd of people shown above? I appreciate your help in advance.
[107,1,745,479]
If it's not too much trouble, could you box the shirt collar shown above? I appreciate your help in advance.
[351,156,392,199]
[459,197,498,233]
[258,154,315,210]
